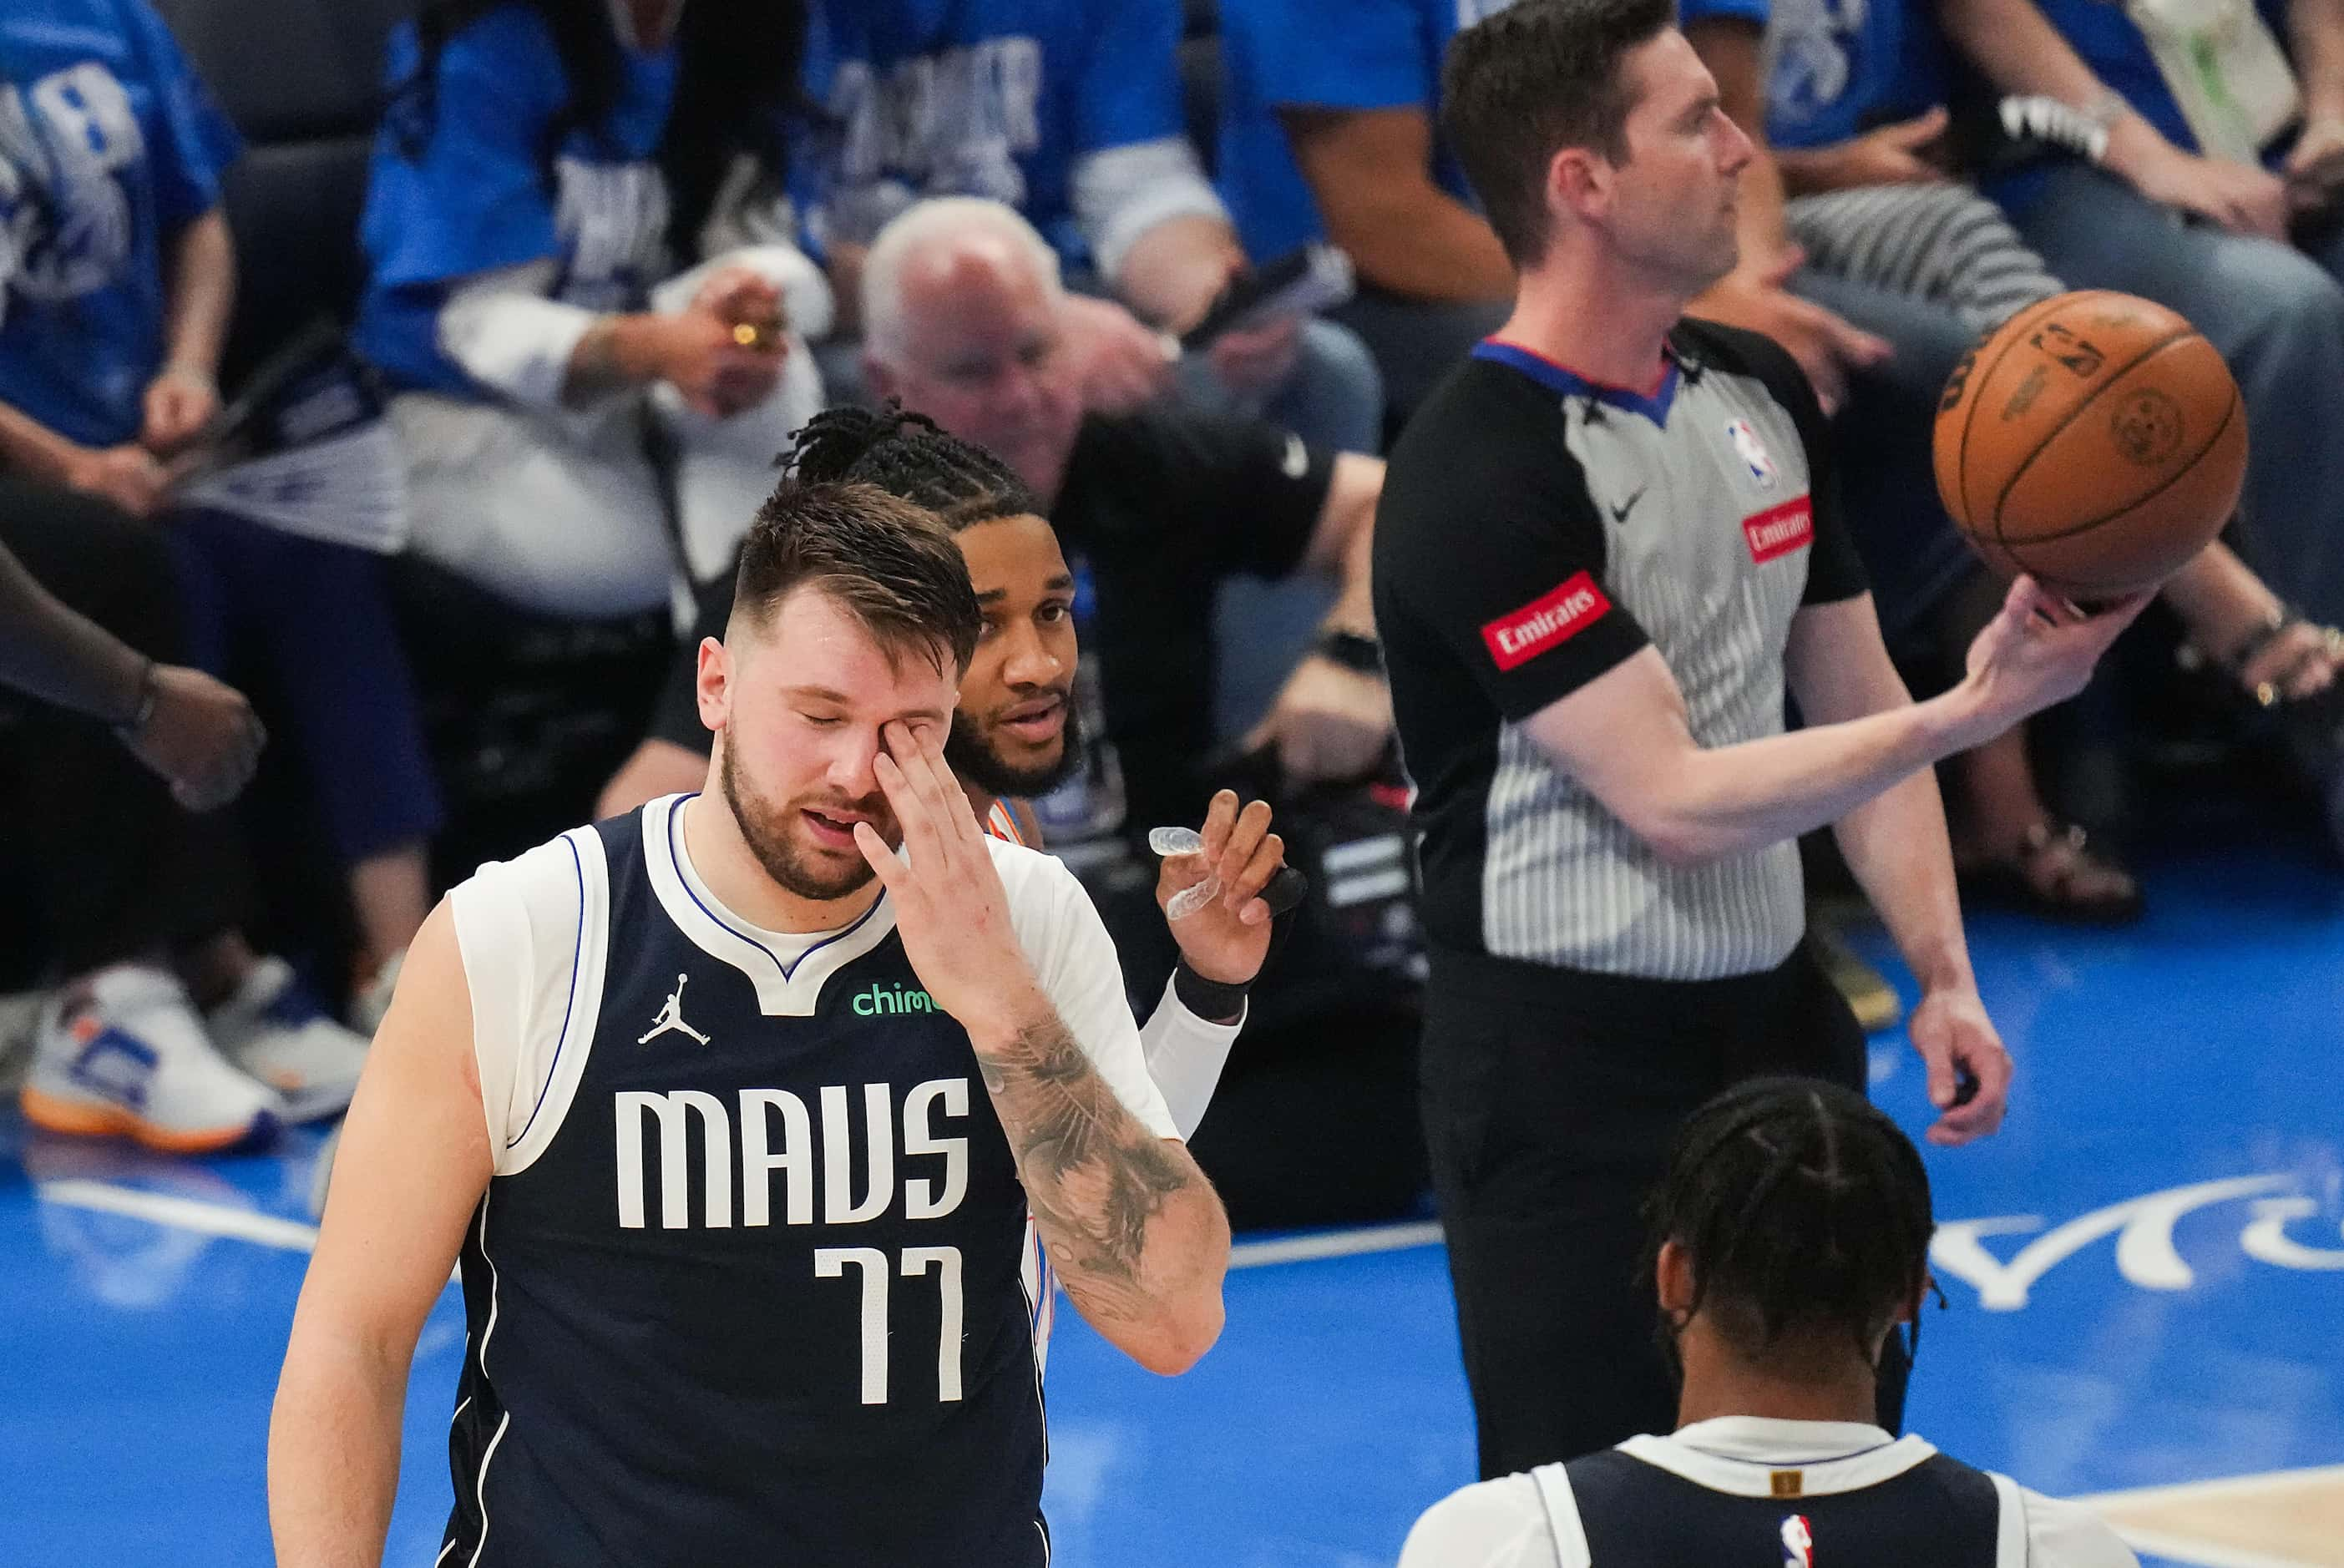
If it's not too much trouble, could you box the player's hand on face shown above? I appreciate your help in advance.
[139,367,219,458]
[1246,655,1394,785]
[853,720,1036,1034]
[1962,574,2153,729]
[1060,294,1175,417]
[1905,984,2012,1146]
[1157,790,1284,986]
[122,663,267,812]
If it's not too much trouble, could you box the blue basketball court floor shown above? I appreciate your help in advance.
[3,836,2338,1565]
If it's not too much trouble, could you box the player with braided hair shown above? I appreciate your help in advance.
[604,406,1297,1150]
[1400,1076,2139,1567]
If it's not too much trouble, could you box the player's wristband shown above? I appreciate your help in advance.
[1172,958,1251,1023]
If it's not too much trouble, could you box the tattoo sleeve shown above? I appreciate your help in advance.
[975,1013,1216,1328]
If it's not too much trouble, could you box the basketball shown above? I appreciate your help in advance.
[1931,290,2248,596]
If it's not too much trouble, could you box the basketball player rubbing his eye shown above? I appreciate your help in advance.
[1374,0,2151,1480]
[267,481,1230,1565]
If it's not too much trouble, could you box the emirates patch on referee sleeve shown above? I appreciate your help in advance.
[1481,571,1612,670]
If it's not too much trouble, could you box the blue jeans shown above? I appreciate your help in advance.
[2006,164,2344,628]
[169,508,443,866]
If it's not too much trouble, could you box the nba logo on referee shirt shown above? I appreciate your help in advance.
[1725,417,1778,488]
[1780,1514,1814,1566]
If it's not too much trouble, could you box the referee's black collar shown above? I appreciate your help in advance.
[1473,336,1683,426]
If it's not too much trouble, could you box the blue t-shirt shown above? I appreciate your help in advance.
[353,4,676,398]
[1705,0,1952,149]
[0,0,240,449]
[1216,0,1496,262]
[792,0,1188,270]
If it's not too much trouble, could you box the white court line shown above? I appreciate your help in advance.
[1229,1221,1445,1269]
[38,1179,1445,1273]
[37,1179,321,1252]
[2072,1465,2344,1508]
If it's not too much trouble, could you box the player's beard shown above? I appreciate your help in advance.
[717,738,892,902]
[944,694,1086,802]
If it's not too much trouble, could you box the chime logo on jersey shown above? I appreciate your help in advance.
[1742,497,1815,564]
[1780,1514,1814,1567]
[1481,570,1612,671]
[1725,417,1780,488]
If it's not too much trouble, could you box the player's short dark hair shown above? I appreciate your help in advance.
[1440,0,1677,267]
[1644,1077,1935,1368]
[733,478,982,678]
[782,403,1040,533]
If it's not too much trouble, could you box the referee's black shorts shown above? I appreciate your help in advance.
[1420,938,1905,1479]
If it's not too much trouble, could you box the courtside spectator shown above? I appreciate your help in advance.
[355,0,828,614]
[792,0,1383,456]
[3,0,421,1071]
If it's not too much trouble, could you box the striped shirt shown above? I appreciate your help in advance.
[1375,321,1868,981]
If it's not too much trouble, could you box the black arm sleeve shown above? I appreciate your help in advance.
[1374,362,1650,725]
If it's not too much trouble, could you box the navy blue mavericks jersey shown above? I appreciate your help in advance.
[1563,1434,2008,1567]
[438,798,1065,1565]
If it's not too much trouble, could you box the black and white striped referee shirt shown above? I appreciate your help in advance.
[1375,320,1869,981]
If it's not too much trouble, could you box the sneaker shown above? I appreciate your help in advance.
[205,955,371,1124]
[20,966,281,1153]
[349,948,405,1037]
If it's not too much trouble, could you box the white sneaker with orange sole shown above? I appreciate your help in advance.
[205,955,370,1124]
[20,966,281,1153]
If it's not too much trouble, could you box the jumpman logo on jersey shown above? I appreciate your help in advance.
[637,974,711,1046]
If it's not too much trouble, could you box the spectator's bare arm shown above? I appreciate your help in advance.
[1936,0,2289,235]
[2287,0,2344,206]
[1280,106,1516,301]
[142,207,234,456]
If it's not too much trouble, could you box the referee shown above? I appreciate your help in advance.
[1374,0,2147,1479]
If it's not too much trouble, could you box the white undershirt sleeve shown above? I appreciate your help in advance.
[435,259,599,413]
[2017,1485,2144,1567]
[1398,1474,1570,1568]
[998,840,1181,1141]
[1137,974,1241,1141]
[446,833,592,1171]
[1071,137,1232,285]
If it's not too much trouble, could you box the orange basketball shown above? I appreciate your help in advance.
[1931,290,2247,596]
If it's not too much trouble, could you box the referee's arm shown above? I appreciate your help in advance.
[1514,577,2130,867]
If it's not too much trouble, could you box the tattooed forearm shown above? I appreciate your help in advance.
[975,1014,1224,1329]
